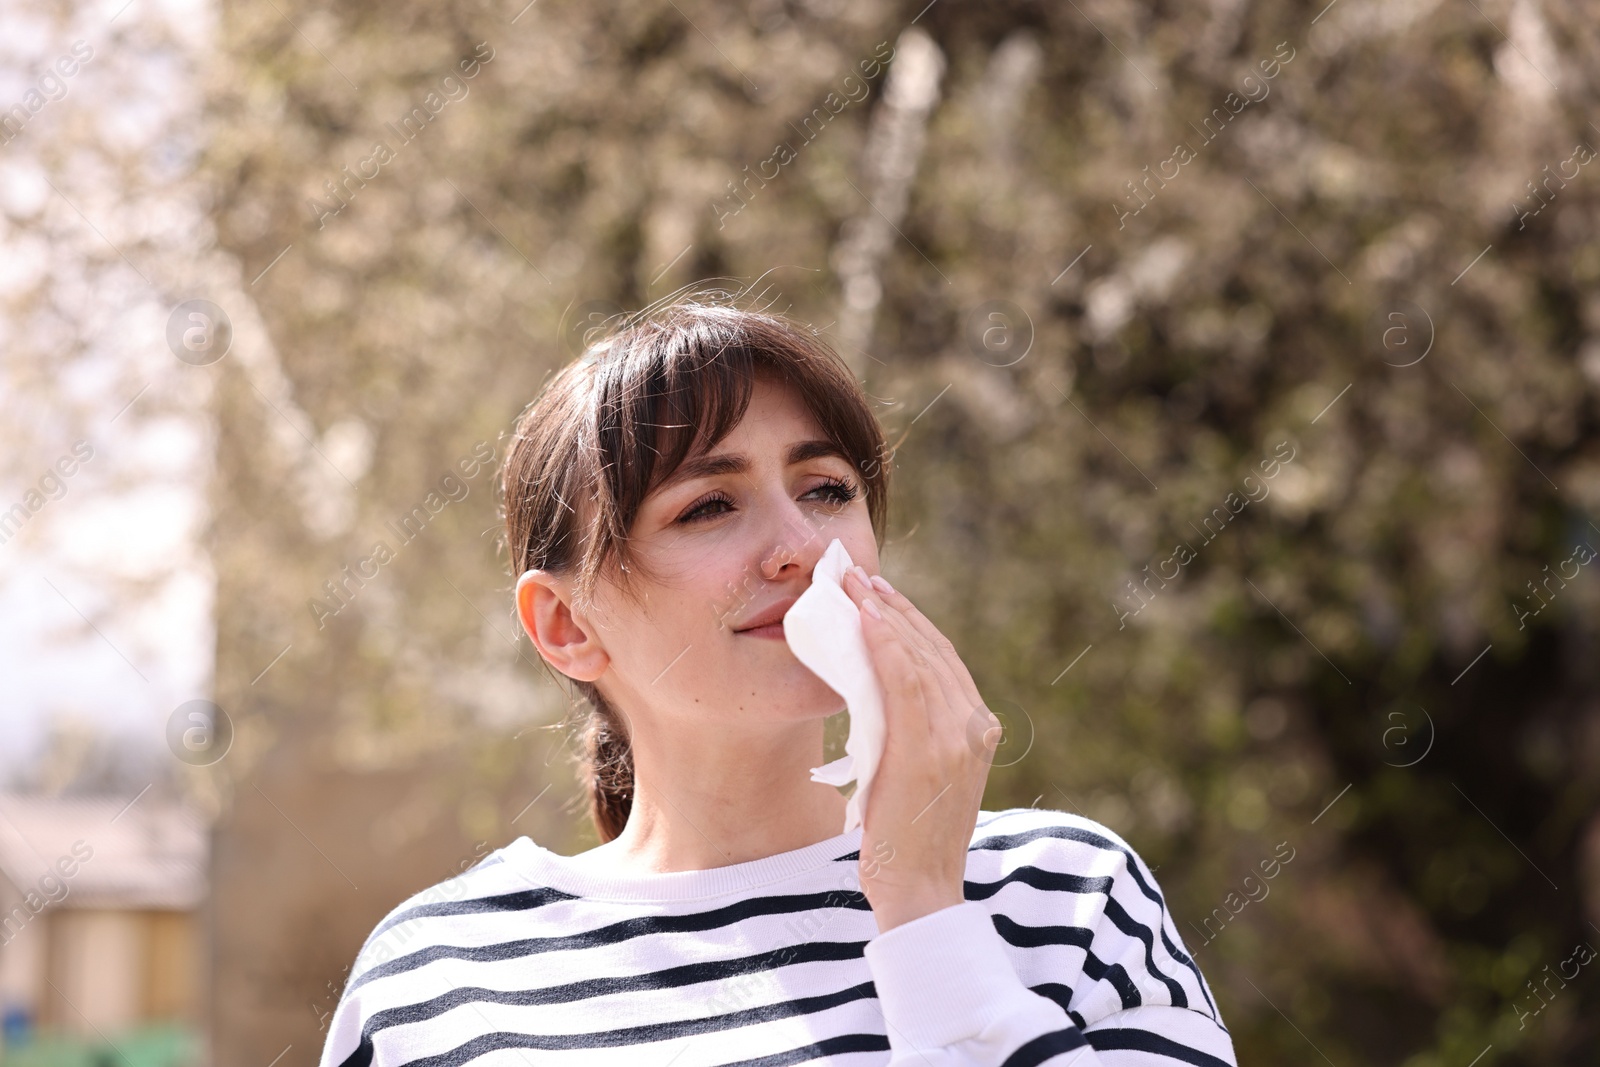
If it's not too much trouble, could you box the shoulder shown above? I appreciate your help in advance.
[966,806,1175,926]
[968,806,1156,885]
[343,837,570,989]
[964,806,1176,948]
[319,842,570,1065]
[966,808,1225,1030]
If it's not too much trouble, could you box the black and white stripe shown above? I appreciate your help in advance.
[319,808,1235,1066]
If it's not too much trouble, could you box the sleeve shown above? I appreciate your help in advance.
[318,984,376,1067]
[861,837,1237,1065]
[864,901,1099,1065]
[317,922,390,1067]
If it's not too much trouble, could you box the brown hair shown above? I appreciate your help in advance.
[501,292,892,843]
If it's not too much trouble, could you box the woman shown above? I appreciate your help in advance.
[318,296,1237,1066]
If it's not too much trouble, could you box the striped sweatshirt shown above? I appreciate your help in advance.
[318,807,1236,1066]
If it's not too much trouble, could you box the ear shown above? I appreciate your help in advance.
[516,569,609,682]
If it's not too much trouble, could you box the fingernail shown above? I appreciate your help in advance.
[852,565,870,586]
[870,574,893,595]
[861,598,882,620]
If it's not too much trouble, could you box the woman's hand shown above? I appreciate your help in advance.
[840,565,1002,933]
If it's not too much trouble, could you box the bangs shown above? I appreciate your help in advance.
[591,310,763,537]
[574,303,889,601]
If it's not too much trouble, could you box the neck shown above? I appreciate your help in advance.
[584,715,849,874]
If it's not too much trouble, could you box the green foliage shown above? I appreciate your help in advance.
[0,1024,196,1067]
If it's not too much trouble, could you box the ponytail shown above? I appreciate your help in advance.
[575,681,633,842]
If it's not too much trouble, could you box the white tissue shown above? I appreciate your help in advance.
[783,537,886,835]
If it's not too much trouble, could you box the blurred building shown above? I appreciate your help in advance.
[0,793,206,1046]
[206,735,567,1062]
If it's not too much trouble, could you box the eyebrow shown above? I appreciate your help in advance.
[657,438,852,493]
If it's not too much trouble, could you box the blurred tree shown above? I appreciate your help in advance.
[0,0,219,793]
[201,0,1600,1062]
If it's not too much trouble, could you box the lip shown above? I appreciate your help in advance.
[733,596,798,637]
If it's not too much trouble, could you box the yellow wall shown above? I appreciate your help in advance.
[40,909,200,1034]
[142,909,199,1022]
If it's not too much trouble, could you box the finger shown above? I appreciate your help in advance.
[843,570,966,739]
[841,566,922,657]
[867,575,968,690]
[854,589,934,747]
[844,567,945,673]
[851,572,972,748]
[863,572,984,709]
[851,576,970,745]
[846,572,958,722]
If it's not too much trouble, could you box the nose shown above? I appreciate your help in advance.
[758,497,829,581]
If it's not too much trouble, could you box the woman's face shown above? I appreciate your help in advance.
[520,374,880,730]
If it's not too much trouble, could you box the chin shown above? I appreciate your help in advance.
[767,663,847,719]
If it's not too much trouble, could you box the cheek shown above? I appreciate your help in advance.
[694,556,765,632]
[836,522,880,574]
